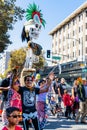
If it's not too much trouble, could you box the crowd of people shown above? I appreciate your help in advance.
[0,70,87,130]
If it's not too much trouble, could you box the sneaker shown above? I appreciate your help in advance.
[72,116,76,119]
[45,121,50,125]
[40,123,45,129]
[40,119,46,129]
[81,121,87,124]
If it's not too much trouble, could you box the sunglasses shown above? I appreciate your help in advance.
[13,80,20,85]
[8,115,22,118]
[26,79,32,82]
[41,82,45,84]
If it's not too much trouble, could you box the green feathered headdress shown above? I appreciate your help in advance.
[26,3,46,28]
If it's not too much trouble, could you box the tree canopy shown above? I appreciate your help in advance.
[0,0,25,53]
[7,48,45,75]
[8,48,26,72]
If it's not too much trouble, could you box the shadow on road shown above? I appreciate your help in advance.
[45,116,87,129]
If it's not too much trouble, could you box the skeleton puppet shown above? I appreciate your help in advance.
[21,3,46,69]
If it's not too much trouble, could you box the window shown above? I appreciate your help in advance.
[70,64,73,68]
[79,38,80,44]
[79,15,80,21]
[86,11,87,17]
[68,54,69,58]
[79,27,80,32]
[81,14,83,20]
[59,29,61,34]
[73,52,74,57]
[68,34,69,38]
[52,34,54,39]
[63,26,65,32]
[86,35,87,41]
[75,18,77,24]
[68,44,69,49]
[79,50,80,56]
[86,47,87,54]
[73,31,75,36]
[73,19,75,25]
[86,23,87,29]
[68,23,69,29]
[73,41,74,47]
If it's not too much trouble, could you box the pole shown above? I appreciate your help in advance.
[46,59,61,77]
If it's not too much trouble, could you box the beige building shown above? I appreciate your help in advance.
[0,52,10,74]
[49,2,87,64]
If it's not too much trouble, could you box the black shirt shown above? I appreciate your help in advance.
[0,78,10,101]
[18,86,40,113]
[58,83,67,96]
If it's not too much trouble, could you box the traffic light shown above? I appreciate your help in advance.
[47,50,51,58]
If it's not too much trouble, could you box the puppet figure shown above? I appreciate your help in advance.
[21,3,46,69]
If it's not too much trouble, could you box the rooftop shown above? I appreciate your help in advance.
[49,2,87,35]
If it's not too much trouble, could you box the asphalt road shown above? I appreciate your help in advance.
[0,115,87,130]
[44,115,87,130]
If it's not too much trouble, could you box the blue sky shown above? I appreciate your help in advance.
[7,0,87,54]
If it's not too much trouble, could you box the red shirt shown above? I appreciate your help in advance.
[63,93,72,107]
[2,125,22,130]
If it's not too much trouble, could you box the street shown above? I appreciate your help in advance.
[44,115,87,130]
[0,114,87,130]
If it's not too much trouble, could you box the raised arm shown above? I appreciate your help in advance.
[72,87,75,99]
[0,86,10,91]
[39,78,52,94]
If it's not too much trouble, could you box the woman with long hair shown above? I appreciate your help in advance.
[0,73,22,125]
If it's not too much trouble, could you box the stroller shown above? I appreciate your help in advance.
[46,92,63,118]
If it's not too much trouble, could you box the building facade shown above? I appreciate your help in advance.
[49,2,87,64]
[0,51,10,74]
[49,2,87,80]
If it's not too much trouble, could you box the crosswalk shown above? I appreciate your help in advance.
[0,115,87,130]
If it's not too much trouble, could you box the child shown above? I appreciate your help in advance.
[50,96,56,106]
[2,107,22,130]
[1,76,22,125]
[36,79,47,130]
[50,95,56,115]
[63,90,72,119]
